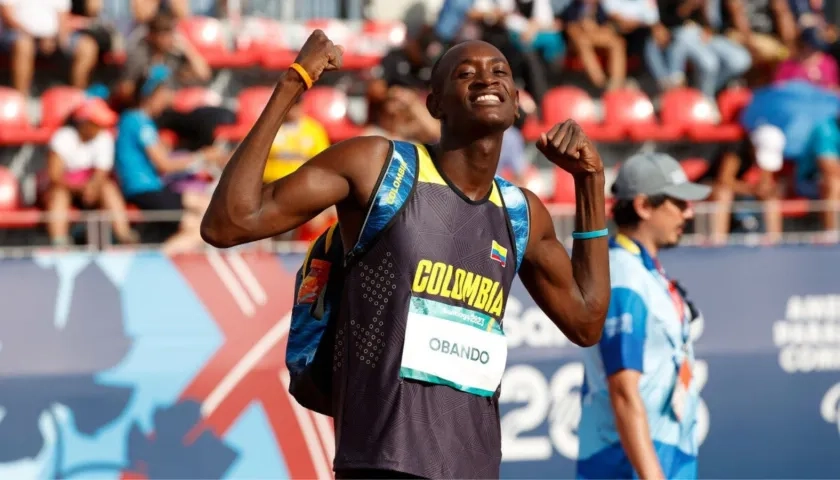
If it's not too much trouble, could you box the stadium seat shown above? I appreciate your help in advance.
[717,86,753,124]
[236,17,297,69]
[40,86,86,130]
[0,87,49,145]
[679,158,709,181]
[172,87,223,113]
[602,88,677,141]
[362,20,407,48]
[660,88,741,142]
[551,168,576,205]
[300,86,364,141]
[540,87,622,141]
[215,86,273,140]
[0,166,38,227]
[179,16,248,68]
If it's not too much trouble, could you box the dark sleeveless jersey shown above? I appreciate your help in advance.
[331,142,525,479]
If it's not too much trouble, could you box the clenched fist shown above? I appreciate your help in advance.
[537,120,604,177]
[292,30,344,85]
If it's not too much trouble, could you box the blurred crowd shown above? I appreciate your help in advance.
[2,0,840,250]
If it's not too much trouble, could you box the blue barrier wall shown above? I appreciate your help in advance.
[0,247,838,479]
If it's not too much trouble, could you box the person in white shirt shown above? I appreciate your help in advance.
[44,97,138,247]
[0,0,99,94]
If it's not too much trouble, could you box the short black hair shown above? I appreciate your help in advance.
[612,194,668,228]
[429,52,446,93]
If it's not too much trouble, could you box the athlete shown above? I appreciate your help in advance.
[201,30,611,479]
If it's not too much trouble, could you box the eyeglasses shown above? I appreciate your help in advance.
[666,197,690,212]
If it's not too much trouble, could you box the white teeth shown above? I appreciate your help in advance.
[475,94,501,103]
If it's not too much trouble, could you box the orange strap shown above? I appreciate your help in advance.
[289,62,313,90]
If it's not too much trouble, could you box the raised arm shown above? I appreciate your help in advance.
[517,120,610,347]
[200,31,390,248]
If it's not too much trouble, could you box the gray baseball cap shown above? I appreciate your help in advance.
[611,153,711,201]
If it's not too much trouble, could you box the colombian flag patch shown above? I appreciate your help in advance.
[490,240,508,267]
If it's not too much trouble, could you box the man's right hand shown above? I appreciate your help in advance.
[292,30,344,85]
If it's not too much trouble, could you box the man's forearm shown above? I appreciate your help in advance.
[202,73,306,244]
[570,172,610,335]
[613,397,665,479]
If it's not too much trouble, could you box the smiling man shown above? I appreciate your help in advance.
[577,152,710,480]
[201,31,611,479]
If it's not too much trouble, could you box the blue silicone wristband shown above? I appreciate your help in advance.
[571,228,609,240]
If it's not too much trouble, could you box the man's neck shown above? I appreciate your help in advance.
[436,130,504,201]
[617,227,658,258]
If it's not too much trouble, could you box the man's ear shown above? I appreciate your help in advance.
[514,89,521,119]
[633,195,652,221]
[426,91,442,120]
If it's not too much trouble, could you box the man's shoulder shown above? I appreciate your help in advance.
[609,248,651,289]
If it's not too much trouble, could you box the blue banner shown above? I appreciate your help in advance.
[0,248,838,478]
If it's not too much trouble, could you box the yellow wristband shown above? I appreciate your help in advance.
[289,63,313,90]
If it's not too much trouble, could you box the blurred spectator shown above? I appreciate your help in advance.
[774,26,838,89]
[68,0,119,89]
[114,11,234,152]
[114,65,212,253]
[665,0,753,97]
[264,98,330,184]
[0,0,73,95]
[789,0,825,27]
[376,25,442,90]
[795,115,840,234]
[435,0,476,45]
[474,0,565,68]
[115,11,211,105]
[130,0,189,31]
[560,0,627,90]
[602,0,661,85]
[43,97,137,247]
[365,83,440,143]
[701,125,784,243]
[722,0,797,66]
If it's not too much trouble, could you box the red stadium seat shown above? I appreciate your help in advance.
[602,88,677,141]
[0,87,49,145]
[179,16,249,68]
[40,86,86,129]
[518,90,542,140]
[362,20,406,48]
[300,86,363,141]
[661,88,741,142]
[679,158,709,181]
[215,87,273,140]
[541,87,622,141]
[235,17,296,69]
[172,87,222,113]
[551,169,576,205]
[247,19,301,70]
[0,166,38,227]
[717,86,753,124]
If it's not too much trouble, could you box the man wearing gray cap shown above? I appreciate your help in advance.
[576,153,709,480]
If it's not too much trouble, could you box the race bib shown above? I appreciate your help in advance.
[399,296,508,397]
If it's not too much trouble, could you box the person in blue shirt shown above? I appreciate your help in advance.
[114,64,212,253]
[577,153,710,479]
[797,116,840,234]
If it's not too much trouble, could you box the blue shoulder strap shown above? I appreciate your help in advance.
[495,177,530,273]
[347,140,418,262]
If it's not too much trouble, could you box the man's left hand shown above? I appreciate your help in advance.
[537,120,604,177]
